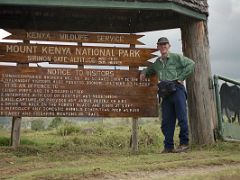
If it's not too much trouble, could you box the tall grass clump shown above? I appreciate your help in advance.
[57,121,81,136]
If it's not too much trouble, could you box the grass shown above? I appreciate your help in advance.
[164,167,240,180]
[0,120,240,179]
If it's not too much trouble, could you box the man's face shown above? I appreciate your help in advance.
[157,43,171,55]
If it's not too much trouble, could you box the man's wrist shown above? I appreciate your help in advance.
[177,80,184,84]
[141,71,147,77]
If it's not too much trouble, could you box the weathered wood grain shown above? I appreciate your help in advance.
[181,20,216,145]
[0,66,158,117]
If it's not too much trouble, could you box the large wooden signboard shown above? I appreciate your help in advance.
[0,66,158,117]
[0,43,155,66]
[0,30,159,118]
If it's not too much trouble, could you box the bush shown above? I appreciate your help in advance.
[31,119,45,131]
[0,137,35,146]
[57,122,81,136]
[0,137,10,146]
[48,117,63,129]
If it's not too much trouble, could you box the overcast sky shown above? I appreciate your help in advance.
[0,0,239,79]
[208,0,240,80]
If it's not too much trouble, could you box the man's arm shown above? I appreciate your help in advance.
[177,55,195,81]
[140,63,156,81]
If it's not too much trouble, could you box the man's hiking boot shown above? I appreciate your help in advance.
[174,145,189,153]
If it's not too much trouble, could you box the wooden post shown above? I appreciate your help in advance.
[131,117,138,153]
[10,116,22,148]
[129,43,139,153]
[77,42,84,69]
[181,20,217,145]
[10,40,29,148]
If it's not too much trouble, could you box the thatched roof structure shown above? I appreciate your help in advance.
[108,0,208,14]
[173,0,207,14]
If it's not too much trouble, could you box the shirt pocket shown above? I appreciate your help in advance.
[167,67,177,79]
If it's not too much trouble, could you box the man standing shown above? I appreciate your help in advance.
[140,37,195,153]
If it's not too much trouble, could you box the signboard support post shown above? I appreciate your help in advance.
[77,42,83,69]
[131,117,138,153]
[10,40,29,148]
[10,116,21,148]
[130,43,139,153]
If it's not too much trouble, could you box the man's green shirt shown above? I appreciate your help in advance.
[142,53,195,81]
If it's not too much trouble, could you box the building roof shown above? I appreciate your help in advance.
[0,0,208,32]
[0,0,208,15]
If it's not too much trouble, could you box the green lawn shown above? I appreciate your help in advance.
[0,120,240,180]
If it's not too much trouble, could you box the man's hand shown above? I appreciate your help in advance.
[177,80,184,84]
[140,73,146,81]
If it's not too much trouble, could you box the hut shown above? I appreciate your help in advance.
[0,0,217,146]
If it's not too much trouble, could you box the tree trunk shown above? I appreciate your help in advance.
[181,20,217,145]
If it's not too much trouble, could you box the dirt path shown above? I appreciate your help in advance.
[95,163,240,180]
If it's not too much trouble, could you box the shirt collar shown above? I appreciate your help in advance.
[159,53,170,62]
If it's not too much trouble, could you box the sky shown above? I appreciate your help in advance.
[208,0,240,80]
[0,0,240,80]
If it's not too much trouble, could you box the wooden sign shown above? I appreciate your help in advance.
[3,29,144,45]
[0,66,158,117]
[0,43,156,66]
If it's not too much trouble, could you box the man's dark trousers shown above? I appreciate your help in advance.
[161,83,189,150]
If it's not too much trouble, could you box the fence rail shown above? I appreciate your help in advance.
[214,75,240,141]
